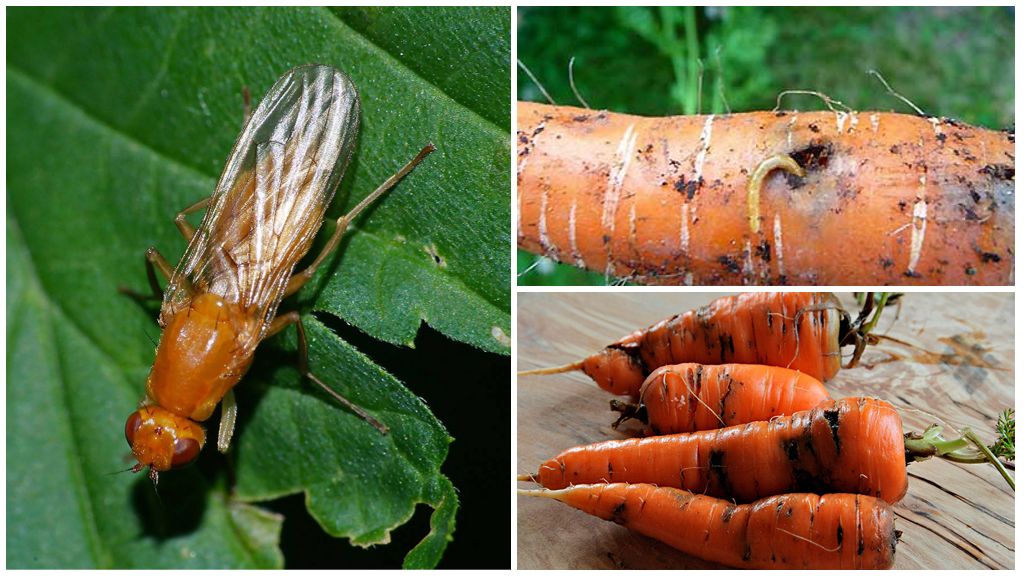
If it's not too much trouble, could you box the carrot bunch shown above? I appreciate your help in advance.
[518,292,1014,570]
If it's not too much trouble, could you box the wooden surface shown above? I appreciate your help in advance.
[517,292,1014,569]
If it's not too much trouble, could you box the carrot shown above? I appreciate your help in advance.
[521,292,881,398]
[532,396,907,502]
[519,483,897,569]
[525,397,1015,504]
[610,362,830,434]
[516,101,1014,285]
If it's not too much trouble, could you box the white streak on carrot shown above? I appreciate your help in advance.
[679,203,690,257]
[774,213,785,277]
[538,186,556,257]
[684,272,694,286]
[786,114,797,147]
[908,197,928,275]
[602,124,637,233]
[602,123,638,278]
[928,117,942,137]
[849,112,859,132]
[743,239,755,282]
[693,115,715,186]
[870,113,880,133]
[835,111,848,134]
[568,197,585,268]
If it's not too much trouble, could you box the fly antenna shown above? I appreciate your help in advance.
[106,464,140,476]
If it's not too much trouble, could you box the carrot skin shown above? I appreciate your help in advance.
[634,363,830,434]
[536,397,909,504]
[582,292,842,397]
[526,484,896,569]
[517,101,1014,285]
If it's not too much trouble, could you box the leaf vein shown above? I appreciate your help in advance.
[323,8,507,137]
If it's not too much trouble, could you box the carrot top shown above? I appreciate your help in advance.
[833,292,899,368]
[904,408,1015,490]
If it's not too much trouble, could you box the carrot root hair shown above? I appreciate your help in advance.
[789,299,849,369]
[518,360,585,377]
[773,88,853,113]
[567,56,591,109]
[517,59,555,105]
[791,293,899,371]
[867,69,927,116]
[774,527,841,552]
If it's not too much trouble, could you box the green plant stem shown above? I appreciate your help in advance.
[904,425,1015,491]
[860,292,891,336]
[658,7,689,114]
[964,428,1016,490]
[683,6,700,114]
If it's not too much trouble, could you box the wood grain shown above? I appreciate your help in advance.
[517,292,1014,569]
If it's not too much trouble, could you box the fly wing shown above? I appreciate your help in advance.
[161,65,360,351]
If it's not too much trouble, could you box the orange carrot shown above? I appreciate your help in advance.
[517,101,1014,285]
[610,362,830,434]
[519,484,897,569]
[521,292,853,398]
[532,397,909,503]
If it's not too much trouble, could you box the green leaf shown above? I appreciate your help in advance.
[7,217,284,569]
[7,6,507,568]
[232,317,456,567]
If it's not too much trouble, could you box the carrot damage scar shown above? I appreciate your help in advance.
[747,153,805,234]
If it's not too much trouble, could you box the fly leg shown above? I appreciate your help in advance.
[282,143,436,298]
[217,389,238,453]
[118,247,176,301]
[120,197,211,300]
[174,197,211,241]
[265,311,389,434]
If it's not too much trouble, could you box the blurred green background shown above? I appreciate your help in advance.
[516,6,1015,285]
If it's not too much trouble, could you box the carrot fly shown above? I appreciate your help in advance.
[121,64,434,485]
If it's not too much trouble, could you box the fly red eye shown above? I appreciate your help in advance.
[125,412,143,445]
[171,437,201,468]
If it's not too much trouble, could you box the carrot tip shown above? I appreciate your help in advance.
[517,488,562,500]
[517,361,584,377]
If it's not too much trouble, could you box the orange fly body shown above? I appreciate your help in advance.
[122,64,434,484]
